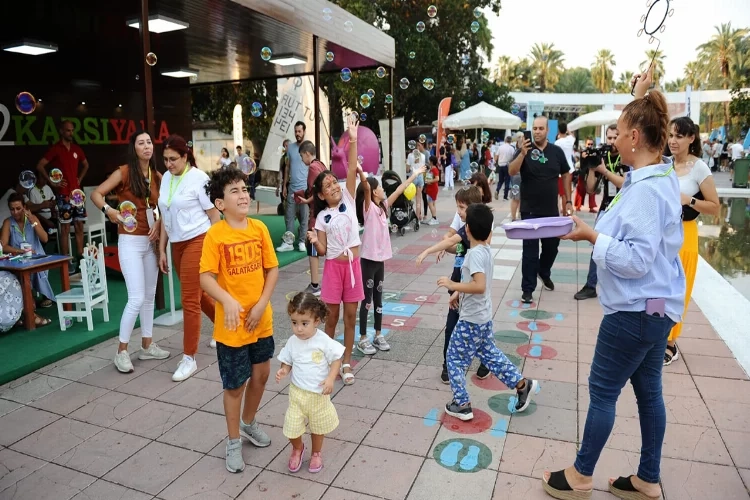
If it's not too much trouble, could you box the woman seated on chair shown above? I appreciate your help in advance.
[1,193,55,325]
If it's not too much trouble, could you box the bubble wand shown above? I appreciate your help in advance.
[631,0,675,96]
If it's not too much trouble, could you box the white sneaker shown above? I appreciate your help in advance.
[428,218,440,226]
[114,350,134,373]
[138,343,170,360]
[172,355,197,382]
[276,242,294,252]
[298,242,306,252]
[210,339,217,348]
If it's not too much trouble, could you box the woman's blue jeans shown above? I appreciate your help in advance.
[575,311,674,484]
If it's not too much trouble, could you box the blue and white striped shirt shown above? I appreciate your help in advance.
[592,159,686,323]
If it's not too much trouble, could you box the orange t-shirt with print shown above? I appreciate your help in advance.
[200,218,279,347]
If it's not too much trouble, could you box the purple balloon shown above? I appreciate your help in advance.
[330,124,380,179]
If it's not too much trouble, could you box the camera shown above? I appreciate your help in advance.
[580,144,613,176]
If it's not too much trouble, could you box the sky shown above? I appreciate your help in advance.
[483,0,750,85]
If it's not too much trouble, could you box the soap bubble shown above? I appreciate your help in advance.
[376,66,387,78]
[422,78,435,90]
[322,7,332,21]
[70,189,86,208]
[15,92,37,115]
[478,90,484,97]
[145,52,157,66]
[419,134,427,143]
[511,184,520,196]
[392,246,399,253]
[367,89,375,99]
[19,170,36,189]
[511,103,520,115]
[357,155,364,165]
[408,140,417,150]
[360,94,372,108]
[260,47,272,61]
[470,162,479,173]
[391,224,398,233]
[431,229,438,238]
[49,168,63,185]
[250,102,263,117]
[282,231,295,245]
[470,20,480,33]
[409,51,416,59]
[473,7,482,18]
[461,54,470,66]
[325,51,335,62]
[427,5,438,17]
[385,94,393,104]
[344,20,353,32]
[459,101,466,110]
[121,215,138,233]
[416,21,426,32]
[340,68,352,82]
[447,134,455,145]
[119,201,137,218]
[482,131,490,143]
[360,113,367,121]
[399,78,410,90]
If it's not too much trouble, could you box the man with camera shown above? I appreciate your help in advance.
[573,124,626,300]
[509,116,572,304]
[574,137,599,212]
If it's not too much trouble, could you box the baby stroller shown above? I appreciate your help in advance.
[382,170,419,236]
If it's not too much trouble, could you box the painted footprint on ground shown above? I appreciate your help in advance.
[433,438,492,473]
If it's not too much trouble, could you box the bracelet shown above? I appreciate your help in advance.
[101,205,110,214]
[566,201,572,205]
[349,139,357,143]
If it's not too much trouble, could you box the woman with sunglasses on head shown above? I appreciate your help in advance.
[541,66,686,500]
[158,134,221,382]
[663,117,719,366]
[92,130,170,374]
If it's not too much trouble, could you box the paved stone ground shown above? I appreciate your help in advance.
[1,189,749,500]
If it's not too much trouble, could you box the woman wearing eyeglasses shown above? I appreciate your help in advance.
[541,66,685,500]
[158,134,221,382]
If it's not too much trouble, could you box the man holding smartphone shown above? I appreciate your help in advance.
[509,116,572,304]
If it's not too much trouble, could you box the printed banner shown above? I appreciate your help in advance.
[436,97,452,148]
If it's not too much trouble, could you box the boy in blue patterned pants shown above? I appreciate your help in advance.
[438,203,540,421]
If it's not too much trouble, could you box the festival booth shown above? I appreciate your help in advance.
[442,101,523,132]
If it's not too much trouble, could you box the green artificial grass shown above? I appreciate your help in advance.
[0,214,305,385]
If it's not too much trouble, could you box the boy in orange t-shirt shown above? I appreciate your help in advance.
[200,168,279,474]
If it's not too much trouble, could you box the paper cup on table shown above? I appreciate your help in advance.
[20,243,32,257]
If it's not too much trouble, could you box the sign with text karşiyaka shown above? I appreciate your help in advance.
[0,103,172,147]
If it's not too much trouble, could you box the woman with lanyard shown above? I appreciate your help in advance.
[0,193,56,325]
[158,134,220,382]
[93,130,169,373]
[541,66,685,500]
[664,117,719,366]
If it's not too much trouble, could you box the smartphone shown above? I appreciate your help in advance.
[523,130,532,143]
[645,298,666,318]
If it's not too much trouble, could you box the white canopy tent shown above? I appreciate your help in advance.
[567,109,622,131]
[442,101,522,130]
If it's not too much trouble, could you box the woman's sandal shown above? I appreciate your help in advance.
[35,315,51,326]
[340,363,355,385]
[609,476,661,500]
[541,470,592,500]
[38,299,54,308]
[663,344,679,366]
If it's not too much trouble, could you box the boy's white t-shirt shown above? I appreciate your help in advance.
[314,188,361,260]
[277,329,345,394]
[158,167,214,243]
[450,212,464,231]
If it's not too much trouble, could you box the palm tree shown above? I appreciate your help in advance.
[696,22,750,125]
[615,71,634,93]
[555,67,596,93]
[492,56,534,91]
[591,49,616,93]
[640,49,666,88]
[529,42,565,92]
[664,78,687,92]
[684,61,706,90]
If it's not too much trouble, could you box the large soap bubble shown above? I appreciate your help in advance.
[399,78,410,90]
[15,92,37,115]
[19,170,36,189]
[340,68,352,82]
[422,78,435,90]
[260,47,272,61]
[416,21,426,33]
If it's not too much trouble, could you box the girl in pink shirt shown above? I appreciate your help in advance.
[354,166,426,355]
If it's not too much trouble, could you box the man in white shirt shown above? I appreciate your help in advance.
[554,123,576,212]
[729,138,745,182]
[26,176,57,233]
[711,139,722,171]
[494,136,516,200]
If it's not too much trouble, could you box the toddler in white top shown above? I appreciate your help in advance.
[276,292,344,474]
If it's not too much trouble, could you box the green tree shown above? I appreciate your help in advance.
[492,56,534,91]
[640,49,666,87]
[529,42,565,92]
[664,78,687,92]
[615,71,634,93]
[729,87,750,138]
[555,67,596,93]
[591,49,615,93]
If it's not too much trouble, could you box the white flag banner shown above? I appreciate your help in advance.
[259,76,330,172]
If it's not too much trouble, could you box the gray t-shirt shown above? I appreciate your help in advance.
[287,142,308,191]
[459,244,493,324]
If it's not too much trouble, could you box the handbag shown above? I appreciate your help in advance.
[681,190,704,221]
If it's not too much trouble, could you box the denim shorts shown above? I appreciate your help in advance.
[216,336,275,390]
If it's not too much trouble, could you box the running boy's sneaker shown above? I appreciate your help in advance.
[240,419,271,447]
[445,400,473,421]
[476,364,490,379]
[514,378,539,413]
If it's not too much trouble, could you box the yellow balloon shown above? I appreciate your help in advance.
[404,183,416,201]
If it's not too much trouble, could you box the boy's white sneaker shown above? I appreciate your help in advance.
[172,355,197,382]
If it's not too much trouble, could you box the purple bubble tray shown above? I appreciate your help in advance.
[501,217,574,240]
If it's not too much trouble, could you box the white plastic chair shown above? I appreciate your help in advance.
[56,243,109,331]
[83,186,107,247]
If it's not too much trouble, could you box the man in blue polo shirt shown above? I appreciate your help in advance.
[509,116,571,304]
[277,121,308,253]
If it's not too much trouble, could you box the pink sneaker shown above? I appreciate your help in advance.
[288,443,305,473]
[308,451,323,473]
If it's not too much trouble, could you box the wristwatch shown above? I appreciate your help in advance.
[690,197,697,207]
[31,221,38,228]
[566,201,573,205]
